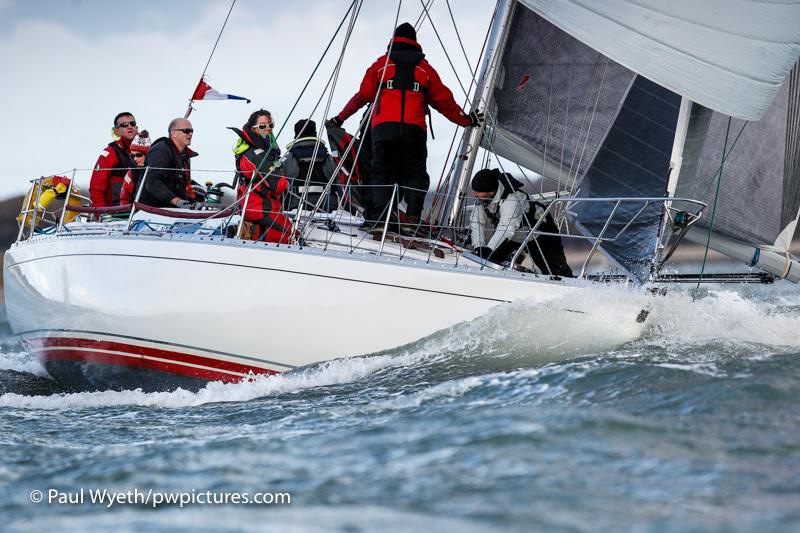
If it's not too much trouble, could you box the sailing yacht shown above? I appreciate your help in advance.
[4,0,800,392]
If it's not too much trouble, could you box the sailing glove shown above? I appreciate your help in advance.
[175,199,193,209]
[468,110,485,127]
[474,246,493,259]
[328,116,343,128]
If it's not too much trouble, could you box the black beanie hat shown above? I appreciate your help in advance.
[471,168,500,193]
[394,22,416,41]
[294,119,317,139]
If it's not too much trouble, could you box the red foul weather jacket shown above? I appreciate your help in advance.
[89,138,135,208]
[231,127,293,244]
[336,37,471,136]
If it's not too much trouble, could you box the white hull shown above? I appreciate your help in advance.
[3,230,615,390]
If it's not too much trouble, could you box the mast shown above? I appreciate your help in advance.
[440,0,515,227]
[653,96,692,270]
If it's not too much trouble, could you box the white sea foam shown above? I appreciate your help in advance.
[0,351,48,376]
[0,349,431,410]
[644,287,800,349]
[434,284,652,364]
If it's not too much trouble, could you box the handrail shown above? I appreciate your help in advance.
[133,202,235,220]
[15,171,710,282]
[509,196,707,272]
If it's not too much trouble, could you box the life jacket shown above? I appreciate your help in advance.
[228,127,282,192]
[486,172,551,231]
[373,40,430,132]
[108,141,135,205]
[287,137,340,212]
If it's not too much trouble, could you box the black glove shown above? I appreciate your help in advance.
[473,246,493,259]
[328,116,343,128]
[468,109,484,127]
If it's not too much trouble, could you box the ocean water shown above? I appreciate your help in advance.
[1,282,799,532]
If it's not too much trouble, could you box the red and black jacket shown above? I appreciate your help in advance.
[229,128,292,243]
[89,139,135,207]
[336,37,471,141]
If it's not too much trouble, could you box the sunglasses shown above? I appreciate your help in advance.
[116,121,137,128]
[131,152,145,158]
[173,128,194,134]
[253,123,274,130]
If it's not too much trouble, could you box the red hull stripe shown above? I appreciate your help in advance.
[23,337,280,382]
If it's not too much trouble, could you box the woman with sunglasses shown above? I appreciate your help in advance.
[228,109,292,243]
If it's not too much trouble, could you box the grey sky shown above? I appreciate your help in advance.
[0,0,495,200]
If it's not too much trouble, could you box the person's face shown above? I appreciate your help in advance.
[115,115,138,142]
[131,151,146,167]
[474,190,496,204]
[171,120,194,149]
[251,115,273,138]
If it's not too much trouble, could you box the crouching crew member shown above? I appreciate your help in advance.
[283,119,339,212]
[470,168,573,277]
[229,110,292,243]
[138,118,199,208]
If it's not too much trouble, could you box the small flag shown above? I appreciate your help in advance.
[191,78,250,103]
[515,74,531,93]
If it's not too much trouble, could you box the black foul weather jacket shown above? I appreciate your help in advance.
[139,137,197,208]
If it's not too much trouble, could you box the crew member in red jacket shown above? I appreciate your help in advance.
[329,22,483,233]
[89,112,138,208]
[230,109,293,243]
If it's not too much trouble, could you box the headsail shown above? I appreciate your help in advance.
[485,4,682,281]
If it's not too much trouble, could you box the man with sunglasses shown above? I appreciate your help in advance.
[89,111,138,208]
[138,118,200,209]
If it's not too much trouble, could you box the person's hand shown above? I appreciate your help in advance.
[327,116,343,128]
[473,246,493,259]
[175,199,192,209]
[468,110,484,127]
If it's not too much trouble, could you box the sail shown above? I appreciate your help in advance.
[475,1,800,281]
[573,76,681,282]
[674,62,800,253]
[518,0,800,121]
[485,3,680,281]
[484,5,635,188]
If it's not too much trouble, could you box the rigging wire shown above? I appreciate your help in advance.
[291,0,364,244]
[695,116,733,294]
[222,0,359,234]
[415,0,435,29]
[184,0,237,118]
[428,0,497,223]
[298,0,404,239]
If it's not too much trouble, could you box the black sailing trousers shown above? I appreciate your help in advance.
[369,138,429,222]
